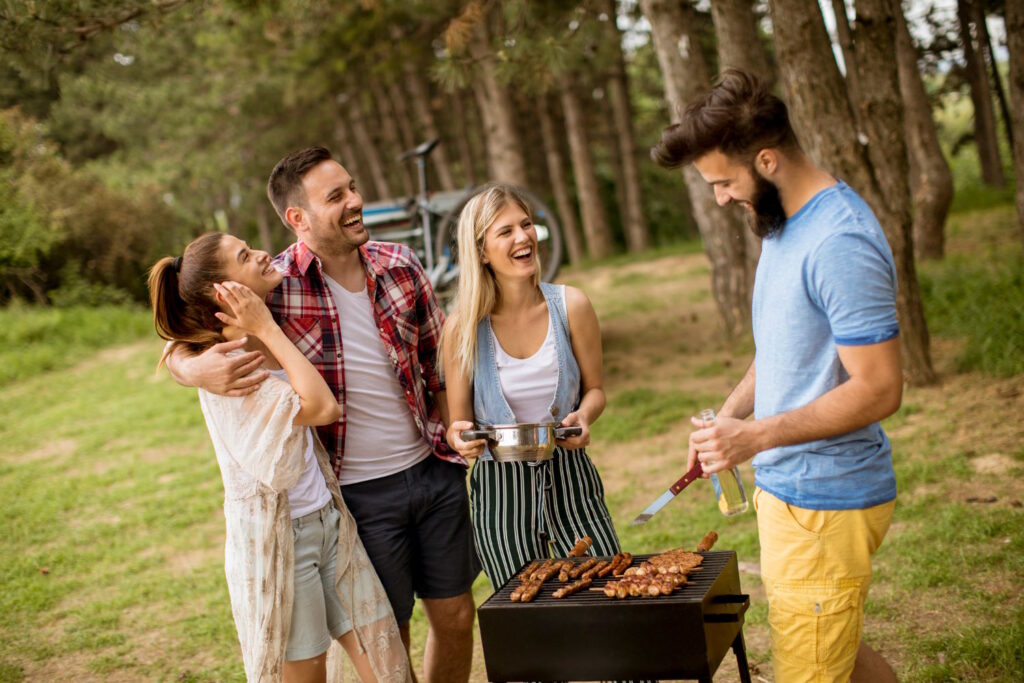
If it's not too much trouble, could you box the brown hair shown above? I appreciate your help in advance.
[266,146,334,227]
[651,69,799,169]
[147,232,228,357]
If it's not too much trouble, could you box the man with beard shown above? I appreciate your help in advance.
[652,70,901,683]
[167,147,477,683]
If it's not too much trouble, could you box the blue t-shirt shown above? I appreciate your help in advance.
[751,180,899,510]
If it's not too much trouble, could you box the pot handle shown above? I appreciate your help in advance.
[460,429,493,442]
[553,426,583,439]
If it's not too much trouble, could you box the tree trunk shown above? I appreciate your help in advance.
[710,0,775,86]
[600,91,629,239]
[976,2,1013,148]
[345,92,392,200]
[386,80,418,152]
[1007,0,1024,241]
[332,109,369,200]
[769,0,935,385]
[559,75,615,260]
[600,0,650,252]
[957,0,1005,187]
[389,27,457,192]
[829,0,865,129]
[370,77,415,197]
[538,94,585,264]
[710,0,774,285]
[895,6,953,260]
[255,199,275,253]
[468,10,529,187]
[450,91,477,187]
[641,0,751,336]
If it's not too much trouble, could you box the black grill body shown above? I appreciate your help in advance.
[477,550,750,682]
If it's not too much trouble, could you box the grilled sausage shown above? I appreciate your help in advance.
[517,560,541,582]
[697,531,718,552]
[553,577,592,598]
[613,552,633,576]
[598,553,624,577]
[519,579,543,603]
[568,557,598,579]
[569,536,593,557]
[530,559,556,581]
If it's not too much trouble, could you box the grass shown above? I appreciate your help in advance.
[595,387,720,443]
[918,206,1023,377]
[1,201,1022,681]
[0,304,152,387]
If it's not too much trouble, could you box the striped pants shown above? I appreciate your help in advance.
[469,446,621,590]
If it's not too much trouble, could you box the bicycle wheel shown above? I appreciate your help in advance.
[433,185,565,288]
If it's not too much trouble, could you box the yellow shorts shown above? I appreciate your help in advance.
[754,487,894,683]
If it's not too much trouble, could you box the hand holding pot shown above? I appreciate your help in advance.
[557,411,590,450]
[447,419,486,459]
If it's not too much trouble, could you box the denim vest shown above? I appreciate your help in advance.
[473,283,582,461]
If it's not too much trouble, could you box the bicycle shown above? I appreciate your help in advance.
[361,138,564,308]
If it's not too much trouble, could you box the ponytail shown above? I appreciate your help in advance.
[147,232,228,364]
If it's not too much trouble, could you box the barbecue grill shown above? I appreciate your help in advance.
[477,550,751,682]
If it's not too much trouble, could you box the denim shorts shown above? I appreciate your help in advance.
[340,456,479,624]
[286,501,353,661]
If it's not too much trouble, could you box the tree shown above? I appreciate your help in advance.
[769,0,936,385]
[598,0,650,252]
[709,0,775,287]
[895,5,953,260]
[1007,0,1024,240]
[342,91,393,201]
[957,0,1005,187]
[538,95,586,264]
[458,1,530,186]
[560,72,616,259]
[640,0,753,337]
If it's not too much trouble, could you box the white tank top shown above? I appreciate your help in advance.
[323,275,431,485]
[266,368,332,519]
[491,315,559,424]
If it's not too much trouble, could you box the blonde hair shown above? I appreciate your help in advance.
[439,184,540,380]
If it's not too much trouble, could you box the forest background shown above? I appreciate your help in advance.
[1,0,1022,681]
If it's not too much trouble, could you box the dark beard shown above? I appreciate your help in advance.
[746,170,787,238]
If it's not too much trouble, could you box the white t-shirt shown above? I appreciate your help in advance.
[491,316,559,424]
[266,368,332,519]
[323,274,431,485]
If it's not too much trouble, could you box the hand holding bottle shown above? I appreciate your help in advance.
[692,408,749,516]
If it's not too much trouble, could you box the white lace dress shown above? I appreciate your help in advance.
[198,375,411,682]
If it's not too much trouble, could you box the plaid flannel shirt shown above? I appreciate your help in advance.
[268,240,464,477]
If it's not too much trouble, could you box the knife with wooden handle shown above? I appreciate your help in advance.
[630,462,704,526]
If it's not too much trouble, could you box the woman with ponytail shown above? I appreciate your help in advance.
[149,233,410,683]
[438,185,622,591]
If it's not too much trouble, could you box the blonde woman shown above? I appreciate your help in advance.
[440,184,622,589]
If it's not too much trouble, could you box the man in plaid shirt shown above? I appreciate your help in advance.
[168,147,477,682]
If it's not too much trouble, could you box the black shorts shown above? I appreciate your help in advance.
[339,455,479,624]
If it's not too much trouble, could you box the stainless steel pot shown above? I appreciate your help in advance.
[461,423,583,463]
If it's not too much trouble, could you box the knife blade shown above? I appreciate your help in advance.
[630,462,704,526]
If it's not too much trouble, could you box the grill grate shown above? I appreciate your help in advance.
[486,550,734,605]
[478,550,751,682]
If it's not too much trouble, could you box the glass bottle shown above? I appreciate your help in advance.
[701,408,749,516]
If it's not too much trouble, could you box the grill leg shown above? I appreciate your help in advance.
[732,631,752,683]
